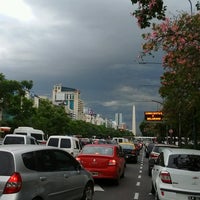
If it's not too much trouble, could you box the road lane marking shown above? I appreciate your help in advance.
[138,175,141,179]
[136,182,140,186]
[139,170,142,173]
[134,192,139,199]
[94,185,104,192]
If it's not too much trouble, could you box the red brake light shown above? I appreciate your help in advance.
[3,172,22,194]
[76,157,81,162]
[150,153,159,159]
[159,171,172,184]
[108,159,117,166]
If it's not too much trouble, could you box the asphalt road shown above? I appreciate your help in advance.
[93,148,155,200]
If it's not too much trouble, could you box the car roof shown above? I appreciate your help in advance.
[0,144,59,154]
[153,143,178,147]
[119,142,135,145]
[5,134,35,138]
[83,144,118,148]
[162,148,200,155]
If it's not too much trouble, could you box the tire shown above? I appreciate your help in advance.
[148,167,152,176]
[81,182,94,200]
[151,182,155,195]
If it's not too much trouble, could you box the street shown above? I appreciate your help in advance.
[93,148,154,200]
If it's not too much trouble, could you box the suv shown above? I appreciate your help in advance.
[2,134,38,145]
[152,148,200,200]
[148,143,178,176]
[0,145,94,200]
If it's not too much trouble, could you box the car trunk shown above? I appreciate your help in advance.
[78,155,113,169]
[168,168,200,191]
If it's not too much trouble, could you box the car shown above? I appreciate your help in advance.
[120,142,138,163]
[13,126,46,144]
[148,143,178,176]
[151,148,200,200]
[76,144,126,185]
[0,145,94,200]
[2,134,39,145]
[46,135,82,157]
[145,142,155,158]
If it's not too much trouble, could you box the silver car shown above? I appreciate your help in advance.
[0,145,94,200]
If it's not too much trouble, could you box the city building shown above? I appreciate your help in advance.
[52,84,83,120]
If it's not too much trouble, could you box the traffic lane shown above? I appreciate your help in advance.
[94,149,155,200]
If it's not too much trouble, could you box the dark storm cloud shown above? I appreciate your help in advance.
[0,0,189,133]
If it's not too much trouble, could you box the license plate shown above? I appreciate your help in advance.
[92,172,98,176]
[188,196,200,200]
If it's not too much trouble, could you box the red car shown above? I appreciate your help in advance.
[76,144,126,185]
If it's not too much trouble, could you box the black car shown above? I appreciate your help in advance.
[120,142,138,163]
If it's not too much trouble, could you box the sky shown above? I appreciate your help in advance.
[0,0,192,134]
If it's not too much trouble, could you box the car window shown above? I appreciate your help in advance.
[157,152,165,166]
[4,136,24,144]
[168,154,200,171]
[82,146,113,155]
[22,152,36,170]
[75,140,80,149]
[60,138,71,148]
[121,144,135,150]
[31,133,43,140]
[48,138,59,147]
[0,151,14,175]
[23,150,78,172]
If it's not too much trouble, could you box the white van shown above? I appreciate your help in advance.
[2,134,38,145]
[13,127,46,144]
[46,135,81,157]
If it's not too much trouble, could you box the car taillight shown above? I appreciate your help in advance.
[3,172,22,194]
[150,153,159,159]
[108,159,117,166]
[131,150,136,154]
[159,171,172,184]
[76,157,81,162]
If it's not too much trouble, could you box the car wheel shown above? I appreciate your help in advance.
[113,174,120,185]
[151,182,155,194]
[121,166,125,178]
[81,182,94,200]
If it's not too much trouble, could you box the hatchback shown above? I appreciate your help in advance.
[76,144,126,185]
[0,145,94,200]
[152,148,200,200]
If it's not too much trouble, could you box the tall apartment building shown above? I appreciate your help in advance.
[52,84,84,120]
[115,113,122,127]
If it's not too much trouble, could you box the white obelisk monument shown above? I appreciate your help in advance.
[132,104,136,135]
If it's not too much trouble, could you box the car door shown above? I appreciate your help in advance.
[116,146,125,176]
[152,152,165,187]
[52,149,86,200]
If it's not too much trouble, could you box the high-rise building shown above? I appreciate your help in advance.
[52,84,83,120]
[115,113,122,126]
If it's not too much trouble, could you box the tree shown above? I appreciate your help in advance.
[141,13,200,145]
[130,0,200,28]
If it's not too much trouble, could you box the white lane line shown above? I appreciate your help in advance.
[94,185,104,192]
[139,170,142,173]
[140,166,143,170]
[136,182,140,186]
[138,175,141,179]
[134,192,139,199]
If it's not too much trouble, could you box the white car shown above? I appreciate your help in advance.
[151,148,200,200]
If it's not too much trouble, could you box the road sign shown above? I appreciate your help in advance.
[144,111,163,121]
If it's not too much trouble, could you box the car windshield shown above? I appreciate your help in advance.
[168,154,200,171]
[82,146,113,155]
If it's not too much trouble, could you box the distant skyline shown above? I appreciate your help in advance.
[0,0,192,134]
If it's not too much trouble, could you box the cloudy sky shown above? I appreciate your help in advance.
[0,0,192,134]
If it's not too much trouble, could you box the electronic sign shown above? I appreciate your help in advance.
[144,111,163,121]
